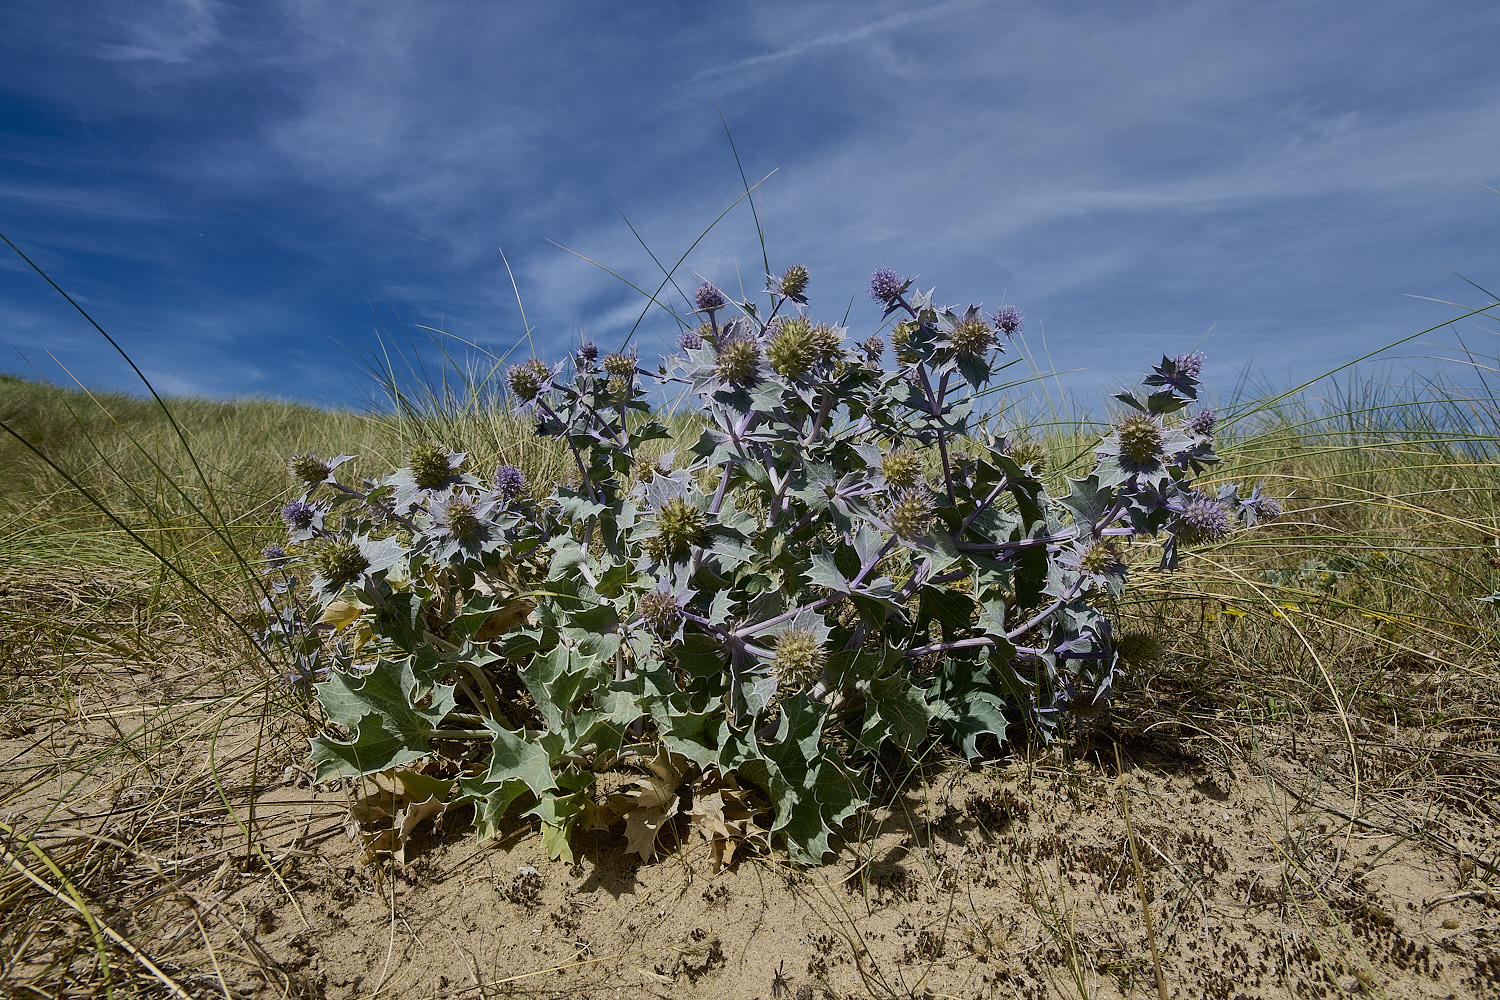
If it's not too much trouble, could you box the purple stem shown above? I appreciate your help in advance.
[960,482,1008,534]
[327,481,418,532]
[536,398,599,503]
[956,529,1078,554]
[709,408,757,515]
[934,370,955,505]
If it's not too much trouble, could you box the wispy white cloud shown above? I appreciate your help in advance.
[97,0,221,63]
[2,0,1498,403]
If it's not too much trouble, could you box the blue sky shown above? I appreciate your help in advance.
[2,1,1497,411]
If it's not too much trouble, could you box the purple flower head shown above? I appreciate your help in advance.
[1241,481,1283,524]
[869,268,904,306]
[1172,351,1205,381]
[1186,407,1217,437]
[678,326,703,351]
[993,305,1024,338]
[862,335,885,363]
[281,500,318,531]
[577,342,598,363]
[494,465,526,502]
[694,282,727,313]
[261,544,291,571]
[1251,495,1283,520]
[1173,495,1231,546]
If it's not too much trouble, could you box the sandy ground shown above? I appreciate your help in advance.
[3,569,1499,998]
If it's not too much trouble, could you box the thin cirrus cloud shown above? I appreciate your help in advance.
[0,0,1496,409]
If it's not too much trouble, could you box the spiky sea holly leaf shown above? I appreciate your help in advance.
[1146,388,1190,414]
[627,418,672,450]
[311,714,428,780]
[456,775,530,842]
[359,535,409,576]
[738,671,778,718]
[370,591,426,652]
[700,523,756,569]
[1060,474,1114,529]
[519,644,608,732]
[857,671,935,755]
[928,656,1017,761]
[758,746,866,865]
[525,791,591,863]
[804,549,851,594]
[954,352,992,389]
[553,485,606,522]
[481,718,556,799]
[550,686,639,761]
[975,597,1011,639]
[560,601,621,659]
[674,629,730,682]
[310,652,456,780]
[915,584,977,639]
[756,696,823,810]
[650,690,727,768]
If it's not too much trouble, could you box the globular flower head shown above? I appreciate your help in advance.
[506,358,550,403]
[287,452,331,487]
[887,486,936,540]
[1115,414,1166,467]
[778,263,810,300]
[1148,351,1206,393]
[1241,481,1283,524]
[810,323,843,364]
[315,540,368,587]
[694,282,727,313]
[1078,540,1123,576]
[281,499,319,531]
[632,453,668,484]
[646,497,707,561]
[577,342,599,364]
[261,543,290,570]
[442,494,481,540]
[869,267,905,306]
[493,465,526,502]
[861,335,885,363]
[1186,407,1217,438]
[602,351,637,379]
[1004,439,1048,474]
[1172,351,1205,381]
[679,323,706,352]
[881,448,924,488]
[993,305,1024,338]
[890,321,920,365]
[1250,494,1283,521]
[772,628,826,692]
[407,440,454,490]
[1174,495,1232,546]
[948,315,996,358]
[1115,632,1163,666]
[766,317,816,379]
[714,335,762,389]
[637,588,683,638]
[606,376,631,397]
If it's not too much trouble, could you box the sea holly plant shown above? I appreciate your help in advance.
[258,265,1281,865]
